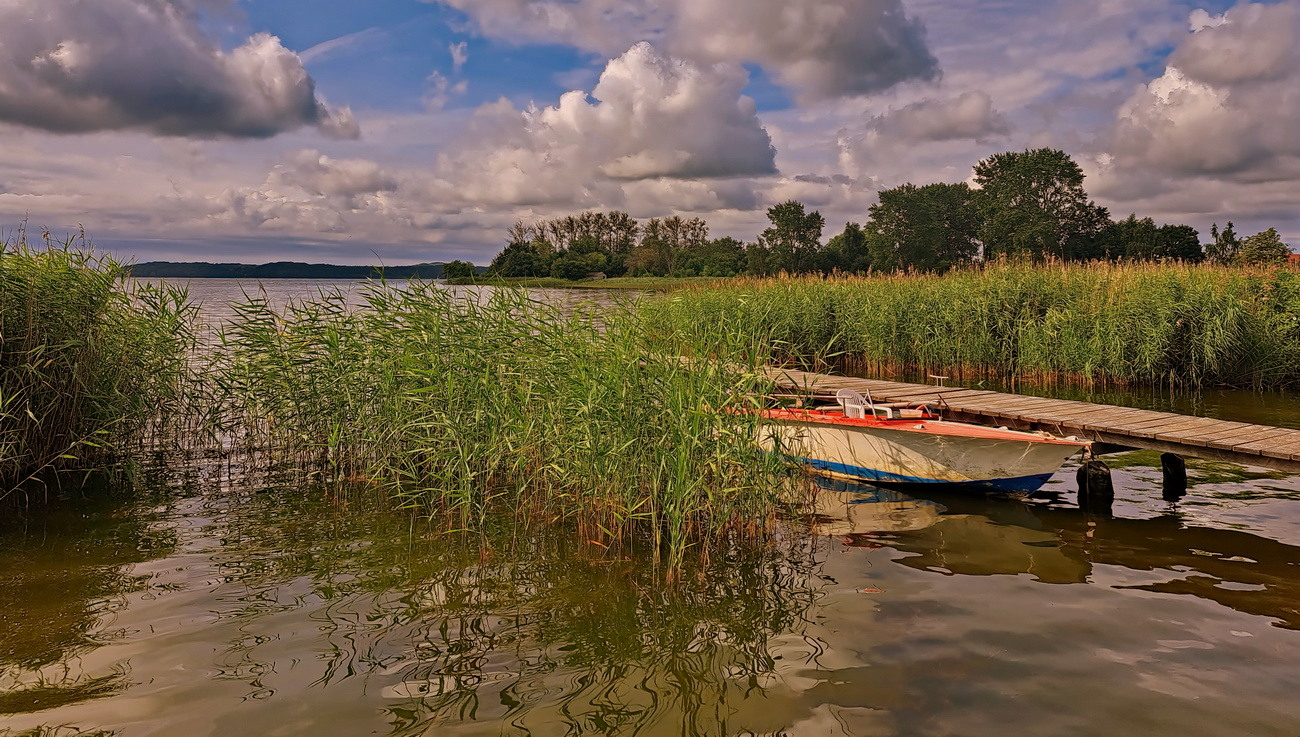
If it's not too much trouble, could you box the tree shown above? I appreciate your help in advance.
[1156,224,1203,262]
[1100,214,1160,261]
[488,236,553,277]
[679,236,746,277]
[551,252,606,280]
[1236,228,1291,265]
[442,260,476,280]
[822,223,871,273]
[625,216,708,276]
[864,182,981,272]
[973,148,1110,260]
[758,201,824,274]
[1206,222,1241,265]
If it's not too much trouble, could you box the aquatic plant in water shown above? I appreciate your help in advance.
[209,282,791,569]
[645,261,1300,388]
[0,231,195,495]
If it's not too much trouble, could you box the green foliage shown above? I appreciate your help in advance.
[441,260,477,280]
[866,182,980,273]
[1,232,195,492]
[677,236,746,277]
[823,223,871,273]
[645,262,1300,389]
[1237,227,1291,266]
[488,237,554,277]
[550,251,606,280]
[1207,222,1241,265]
[210,284,789,566]
[974,148,1110,260]
[752,201,825,275]
[484,150,1279,278]
[1094,216,1204,262]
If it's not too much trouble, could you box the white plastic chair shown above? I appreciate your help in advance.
[836,388,875,419]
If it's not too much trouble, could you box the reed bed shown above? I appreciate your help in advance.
[209,282,789,567]
[0,232,195,494]
[645,261,1300,388]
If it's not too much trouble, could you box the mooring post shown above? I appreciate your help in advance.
[1076,459,1115,515]
[1161,453,1187,502]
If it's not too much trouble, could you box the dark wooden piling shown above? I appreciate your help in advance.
[1077,460,1115,515]
[1161,453,1188,501]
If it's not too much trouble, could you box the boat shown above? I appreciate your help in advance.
[759,389,1089,494]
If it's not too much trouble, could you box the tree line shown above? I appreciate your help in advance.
[487,149,1294,279]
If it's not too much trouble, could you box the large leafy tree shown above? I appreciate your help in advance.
[1236,228,1291,265]
[865,182,981,273]
[973,148,1109,260]
[1156,224,1203,262]
[757,201,825,274]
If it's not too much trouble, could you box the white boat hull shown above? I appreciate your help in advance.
[763,419,1086,493]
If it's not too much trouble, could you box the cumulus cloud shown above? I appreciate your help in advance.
[0,0,357,139]
[439,42,776,205]
[836,91,1009,173]
[429,0,938,101]
[275,150,398,203]
[1110,1,1300,178]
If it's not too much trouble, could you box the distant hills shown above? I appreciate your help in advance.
[126,261,485,279]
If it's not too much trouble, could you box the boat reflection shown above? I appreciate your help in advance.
[808,477,1300,629]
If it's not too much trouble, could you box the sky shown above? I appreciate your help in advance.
[1,0,1297,264]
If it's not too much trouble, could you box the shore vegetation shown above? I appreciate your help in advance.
[645,261,1300,389]
[483,148,1293,280]
[210,283,791,569]
[1,230,194,495]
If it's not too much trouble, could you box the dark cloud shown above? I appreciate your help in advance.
[431,0,938,102]
[0,0,357,139]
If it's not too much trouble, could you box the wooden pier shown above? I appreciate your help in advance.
[767,368,1300,473]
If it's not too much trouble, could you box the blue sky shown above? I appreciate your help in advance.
[0,0,1293,264]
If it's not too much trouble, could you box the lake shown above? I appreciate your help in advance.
[2,279,1298,737]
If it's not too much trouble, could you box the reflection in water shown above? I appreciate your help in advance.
[811,476,1300,629]
[2,457,1300,736]
[0,467,823,737]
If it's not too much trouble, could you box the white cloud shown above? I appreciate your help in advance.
[425,72,469,112]
[1110,1,1300,177]
[437,42,776,205]
[428,0,938,101]
[449,42,470,73]
[300,27,387,65]
[837,91,1010,174]
[274,150,398,202]
[0,0,357,139]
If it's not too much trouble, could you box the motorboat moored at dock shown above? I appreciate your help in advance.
[760,389,1089,494]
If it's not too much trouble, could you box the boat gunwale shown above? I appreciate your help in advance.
[760,408,1088,447]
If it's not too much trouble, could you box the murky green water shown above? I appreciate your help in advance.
[3,452,1299,737]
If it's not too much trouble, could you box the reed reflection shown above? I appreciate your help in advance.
[177,477,827,736]
[0,478,176,721]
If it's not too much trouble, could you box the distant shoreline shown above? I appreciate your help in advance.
[126,261,485,280]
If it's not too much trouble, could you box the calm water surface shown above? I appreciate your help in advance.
[2,280,1299,736]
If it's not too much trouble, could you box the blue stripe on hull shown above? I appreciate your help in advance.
[796,457,1054,494]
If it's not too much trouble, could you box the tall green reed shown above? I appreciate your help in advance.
[210,283,790,570]
[645,261,1300,388]
[0,230,195,495]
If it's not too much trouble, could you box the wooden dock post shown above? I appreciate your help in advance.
[1076,460,1115,514]
[1161,453,1188,501]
